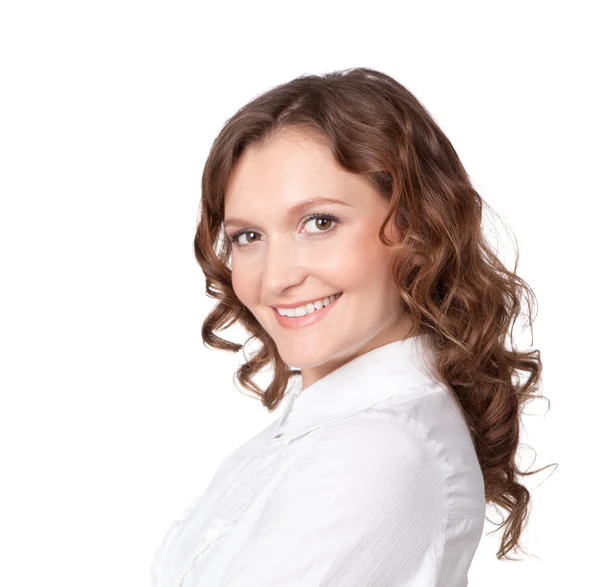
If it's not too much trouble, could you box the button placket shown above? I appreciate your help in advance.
[272,384,300,439]
[173,516,235,586]
[199,517,230,545]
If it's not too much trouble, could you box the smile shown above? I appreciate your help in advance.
[272,292,343,329]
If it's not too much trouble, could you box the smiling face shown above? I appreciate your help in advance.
[223,128,414,389]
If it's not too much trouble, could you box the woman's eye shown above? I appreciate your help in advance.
[228,213,339,248]
[303,214,338,233]
[231,231,262,246]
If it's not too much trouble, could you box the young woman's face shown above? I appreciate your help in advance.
[223,129,413,388]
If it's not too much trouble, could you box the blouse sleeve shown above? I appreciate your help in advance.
[219,410,450,587]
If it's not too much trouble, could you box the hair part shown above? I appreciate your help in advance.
[193,67,556,561]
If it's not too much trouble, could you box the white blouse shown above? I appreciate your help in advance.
[149,334,486,586]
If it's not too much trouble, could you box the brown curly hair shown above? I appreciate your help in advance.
[193,67,556,561]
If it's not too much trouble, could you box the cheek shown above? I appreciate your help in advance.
[328,232,392,287]
[231,263,257,305]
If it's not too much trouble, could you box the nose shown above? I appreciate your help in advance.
[262,232,307,293]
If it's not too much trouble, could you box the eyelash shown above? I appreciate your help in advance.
[228,212,340,248]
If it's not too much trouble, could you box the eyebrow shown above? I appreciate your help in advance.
[223,197,352,230]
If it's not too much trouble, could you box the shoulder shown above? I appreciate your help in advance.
[321,397,446,469]
[314,382,449,463]
[293,397,451,506]
[364,382,486,519]
[309,383,485,519]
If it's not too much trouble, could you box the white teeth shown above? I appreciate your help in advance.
[276,293,342,317]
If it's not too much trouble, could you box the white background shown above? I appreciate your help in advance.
[1,1,597,585]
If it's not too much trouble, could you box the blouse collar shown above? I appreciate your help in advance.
[274,333,442,443]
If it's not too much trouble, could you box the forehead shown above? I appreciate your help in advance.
[224,130,361,214]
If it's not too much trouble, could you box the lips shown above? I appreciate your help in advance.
[272,292,343,310]
[272,292,343,329]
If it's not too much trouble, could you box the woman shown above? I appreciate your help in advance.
[150,67,553,586]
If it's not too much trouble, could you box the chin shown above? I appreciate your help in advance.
[276,343,331,370]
